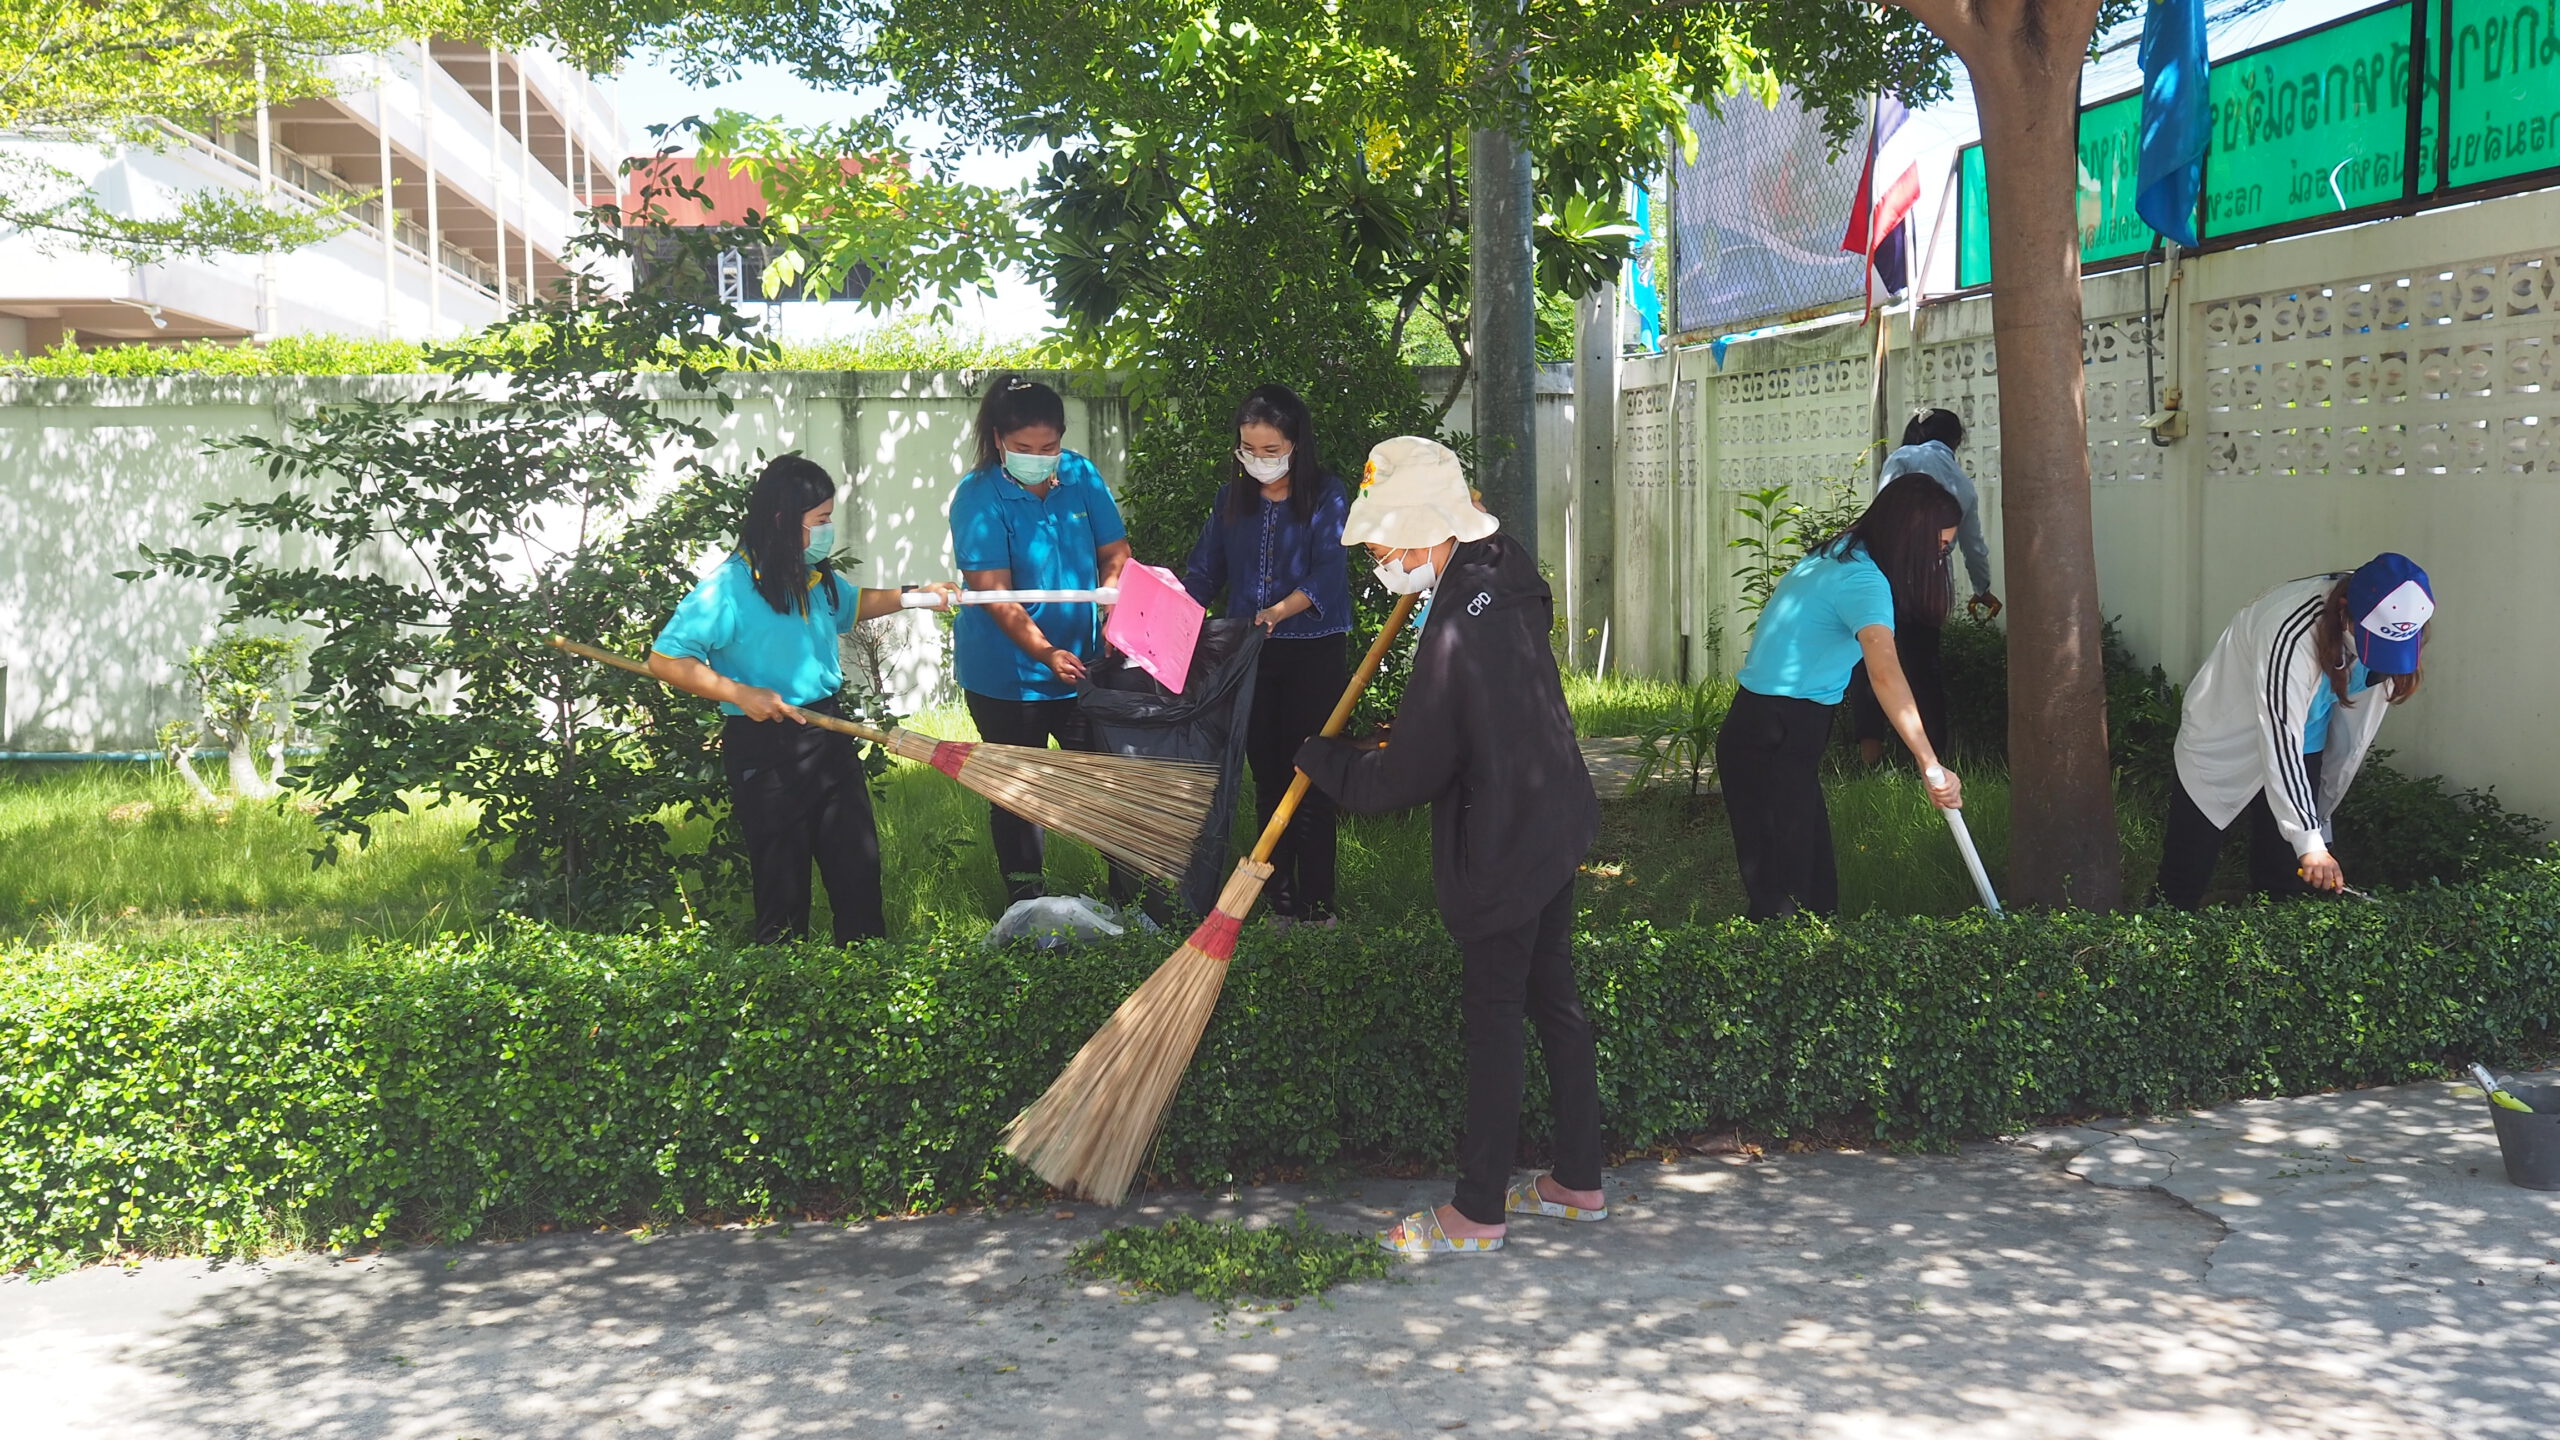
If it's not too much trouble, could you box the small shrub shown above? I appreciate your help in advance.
[1728,481,1864,633]
[1070,1212,1393,1303]
[160,630,301,802]
[1631,679,1733,797]
[2333,750,2547,889]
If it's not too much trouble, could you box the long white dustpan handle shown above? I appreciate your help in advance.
[1925,766,2002,915]
[899,587,1119,609]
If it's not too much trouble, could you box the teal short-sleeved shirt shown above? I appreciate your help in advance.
[949,451,1129,701]
[650,553,859,714]
[1735,543,1896,705]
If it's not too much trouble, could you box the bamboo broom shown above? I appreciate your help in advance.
[1002,591,1423,1203]
[547,636,1219,885]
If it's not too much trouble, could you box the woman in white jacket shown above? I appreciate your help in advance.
[2155,554,2434,908]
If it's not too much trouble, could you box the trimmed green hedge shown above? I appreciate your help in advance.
[5,863,2557,1267]
[0,325,1053,379]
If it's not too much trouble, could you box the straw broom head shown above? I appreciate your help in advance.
[1000,589,1423,1204]
[874,729,1218,885]
[1002,858,1272,1204]
[541,637,1219,886]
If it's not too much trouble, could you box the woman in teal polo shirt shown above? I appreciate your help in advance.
[648,454,955,943]
[1716,477,1965,920]
[948,375,1133,903]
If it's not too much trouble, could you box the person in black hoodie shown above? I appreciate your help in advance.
[1295,436,1606,1256]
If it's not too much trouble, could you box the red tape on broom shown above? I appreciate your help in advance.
[929,741,972,779]
[1187,910,1244,961]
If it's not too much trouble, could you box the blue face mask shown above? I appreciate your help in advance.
[802,521,835,564]
[1004,450,1062,487]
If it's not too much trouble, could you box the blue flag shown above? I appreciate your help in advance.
[2136,0,2207,247]
[1627,185,1662,352]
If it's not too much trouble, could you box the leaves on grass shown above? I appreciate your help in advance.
[1069,1212,1392,1305]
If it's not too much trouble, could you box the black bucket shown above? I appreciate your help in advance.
[2487,1082,2560,1191]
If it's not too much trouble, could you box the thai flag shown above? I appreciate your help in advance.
[1842,95,1921,307]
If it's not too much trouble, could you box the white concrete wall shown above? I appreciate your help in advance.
[1598,184,2560,823]
[0,369,1569,752]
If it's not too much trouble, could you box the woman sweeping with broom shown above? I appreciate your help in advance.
[1292,436,1606,1255]
[646,454,957,943]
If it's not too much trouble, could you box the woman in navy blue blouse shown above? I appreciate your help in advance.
[1184,384,1353,922]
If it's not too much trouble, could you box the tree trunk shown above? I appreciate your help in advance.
[219,720,279,799]
[167,742,219,807]
[1571,283,1620,668]
[1905,0,2122,907]
[1470,1,1539,555]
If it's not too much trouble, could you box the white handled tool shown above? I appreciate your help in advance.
[1924,765,2002,914]
[898,588,1119,609]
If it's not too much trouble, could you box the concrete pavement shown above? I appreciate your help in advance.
[3,1072,2553,1439]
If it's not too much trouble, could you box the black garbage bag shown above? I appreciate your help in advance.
[1078,617,1264,917]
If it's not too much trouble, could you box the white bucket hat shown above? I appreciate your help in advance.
[1343,436,1499,550]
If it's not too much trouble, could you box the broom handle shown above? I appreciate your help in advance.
[898,587,1117,609]
[1247,591,1422,865]
[545,636,896,747]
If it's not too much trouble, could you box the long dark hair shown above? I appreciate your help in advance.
[740,453,841,616]
[972,373,1068,472]
[1819,474,1962,625]
[1224,383,1323,523]
[2311,578,2425,705]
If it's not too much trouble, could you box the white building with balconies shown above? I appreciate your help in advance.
[0,41,626,352]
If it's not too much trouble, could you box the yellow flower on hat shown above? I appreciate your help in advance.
[1343,436,1499,549]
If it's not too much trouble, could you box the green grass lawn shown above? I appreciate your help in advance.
[1559,670,1692,738]
[0,677,2168,946]
[0,764,491,948]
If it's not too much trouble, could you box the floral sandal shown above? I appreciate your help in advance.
[1379,1207,1504,1255]
[1505,1175,1609,1223]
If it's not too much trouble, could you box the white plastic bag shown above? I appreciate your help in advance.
[982,895,1160,951]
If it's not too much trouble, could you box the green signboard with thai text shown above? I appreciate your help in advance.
[1953,94,2145,289]
[2202,3,2427,236]
[1949,1,2555,290]
[2442,0,2560,187]
[1957,143,1989,288]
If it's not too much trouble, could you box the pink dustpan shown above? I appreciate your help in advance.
[1102,563,1206,695]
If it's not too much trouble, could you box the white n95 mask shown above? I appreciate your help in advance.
[1372,555,1438,595]
[1238,449,1292,483]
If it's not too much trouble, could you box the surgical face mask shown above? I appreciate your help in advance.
[1372,553,1439,596]
[802,521,835,564]
[1237,448,1292,484]
[1003,449,1062,487]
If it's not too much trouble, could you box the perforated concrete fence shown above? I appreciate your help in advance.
[1577,185,2560,824]
[0,367,1570,753]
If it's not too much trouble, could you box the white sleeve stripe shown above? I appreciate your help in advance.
[2262,596,2326,831]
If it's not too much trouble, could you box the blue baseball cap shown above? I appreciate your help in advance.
[2345,554,2433,674]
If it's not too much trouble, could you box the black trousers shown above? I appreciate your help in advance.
[2155,751,2325,910]
[1245,632,1347,917]
[1717,686,1840,921]
[1453,879,1606,1226]
[1846,618,1949,760]
[723,698,885,944]
[964,689,1128,905]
